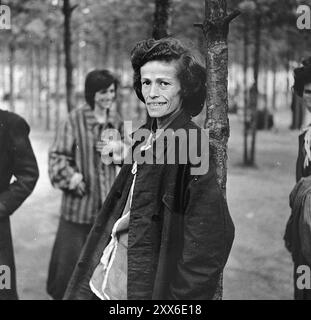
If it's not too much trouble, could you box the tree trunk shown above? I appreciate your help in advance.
[152,0,172,40]
[102,30,110,68]
[113,17,120,75]
[95,43,101,68]
[263,67,269,130]
[63,0,75,113]
[46,43,51,131]
[76,32,82,91]
[195,0,239,300]
[285,50,290,110]
[29,46,35,124]
[271,61,277,112]
[112,17,122,116]
[243,17,249,165]
[197,0,239,192]
[9,41,15,113]
[250,14,262,166]
[55,41,61,130]
[36,47,43,120]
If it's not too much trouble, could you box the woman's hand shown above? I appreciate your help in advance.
[75,181,86,197]
[69,172,86,196]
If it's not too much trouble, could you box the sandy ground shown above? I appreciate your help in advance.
[9,111,297,300]
[223,112,295,299]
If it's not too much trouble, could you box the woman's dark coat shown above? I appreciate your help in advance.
[64,111,234,300]
[0,110,39,300]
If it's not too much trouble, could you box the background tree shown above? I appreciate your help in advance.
[228,0,304,166]
[195,0,240,300]
[153,0,172,39]
[195,0,239,192]
[1,0,311,156]
[62,0,77,113]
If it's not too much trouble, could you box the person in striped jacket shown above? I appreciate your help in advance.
[46,70,123,300]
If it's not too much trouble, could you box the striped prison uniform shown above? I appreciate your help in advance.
[48,105,122,224]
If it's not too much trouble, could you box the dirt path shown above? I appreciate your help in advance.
[11,130,60,300]
[224,113,295,299]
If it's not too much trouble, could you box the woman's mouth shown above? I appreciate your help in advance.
[98,100,112,106]
[147,102,167,107]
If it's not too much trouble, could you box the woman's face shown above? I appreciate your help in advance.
[303,83,311,112]
[94,83,116,111]
[140,60,183,118]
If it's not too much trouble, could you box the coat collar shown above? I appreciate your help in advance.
[132,109,191,139]
[131,110,192,162]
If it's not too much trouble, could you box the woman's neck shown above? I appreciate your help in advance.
[156,107,182,129]
[94,106,108,124]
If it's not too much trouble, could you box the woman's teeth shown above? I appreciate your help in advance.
[149,102,167,107]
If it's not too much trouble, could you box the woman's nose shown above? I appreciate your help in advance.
[149,83,159,97]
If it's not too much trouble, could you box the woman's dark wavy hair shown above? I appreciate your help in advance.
[85,69,118,110]
[293,57,311,97]
[130,38,206,117]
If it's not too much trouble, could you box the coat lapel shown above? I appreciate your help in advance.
[130,111,192,164]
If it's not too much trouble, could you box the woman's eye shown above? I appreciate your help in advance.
[142,80,150,86]
[160,81,169,86]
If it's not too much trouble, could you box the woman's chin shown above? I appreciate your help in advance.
[147,110,161,118]
[147,107,169,118]
[96,105,112,112]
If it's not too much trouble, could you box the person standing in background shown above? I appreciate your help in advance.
[47,70,122,300]
[0,109,39,300]
[284,60,311,299]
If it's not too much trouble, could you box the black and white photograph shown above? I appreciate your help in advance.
[0,0,311,306]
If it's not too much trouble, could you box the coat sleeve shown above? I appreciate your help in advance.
[167,166,234,300]
[48,114,80,191]
[0,116,39,217]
